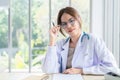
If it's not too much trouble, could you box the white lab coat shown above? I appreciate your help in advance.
[42,32,118,74]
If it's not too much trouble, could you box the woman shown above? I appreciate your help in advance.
[42,7,118,74]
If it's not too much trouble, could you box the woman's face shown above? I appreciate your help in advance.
[60,13,81,37]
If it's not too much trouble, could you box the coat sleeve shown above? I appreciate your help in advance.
[83,36,119,74]
[41,46,60,73]
[41,40,64,73]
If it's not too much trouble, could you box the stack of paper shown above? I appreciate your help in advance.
[52,74,83,80]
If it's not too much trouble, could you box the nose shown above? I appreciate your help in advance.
[66,22,72,28]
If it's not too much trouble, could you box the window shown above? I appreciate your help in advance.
[0,7,9,72]
[0,0,90,72]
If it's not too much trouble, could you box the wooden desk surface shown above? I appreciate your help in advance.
[82,75,105,80]
[0,73,105,80]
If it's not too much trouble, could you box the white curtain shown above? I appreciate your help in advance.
[91,0,120,67]
[104,0,120,67]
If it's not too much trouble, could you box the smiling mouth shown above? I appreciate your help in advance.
[68,29,75,32]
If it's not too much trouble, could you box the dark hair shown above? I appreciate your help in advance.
[57,7,82,37]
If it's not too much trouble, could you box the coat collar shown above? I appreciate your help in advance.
[62,32,84,50]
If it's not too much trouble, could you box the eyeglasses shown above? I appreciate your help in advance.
[60,18,75,28]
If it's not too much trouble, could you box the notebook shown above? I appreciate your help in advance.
[52,74,83,80]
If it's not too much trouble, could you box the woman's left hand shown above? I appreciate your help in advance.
[63,68,83,74]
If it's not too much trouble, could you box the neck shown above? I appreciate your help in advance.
[70,32,81,44]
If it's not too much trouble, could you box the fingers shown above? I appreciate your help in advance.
[49,25,60,46]
[50,26,60,33]
[63,68,83,74]
[63,69,70,74]
[63,68,73,74]
[52,27,59,33]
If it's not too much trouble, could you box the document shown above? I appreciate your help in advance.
[52,74,83,80]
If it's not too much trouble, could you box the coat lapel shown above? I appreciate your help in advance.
[60,38,70,72]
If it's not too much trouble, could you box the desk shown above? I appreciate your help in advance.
[0,73,105,80]
[0,73,44,80]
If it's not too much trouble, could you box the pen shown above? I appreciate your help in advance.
[52,22,55,26]
[52,22,59,37]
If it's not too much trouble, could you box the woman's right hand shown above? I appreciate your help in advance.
[49,26,60,46]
